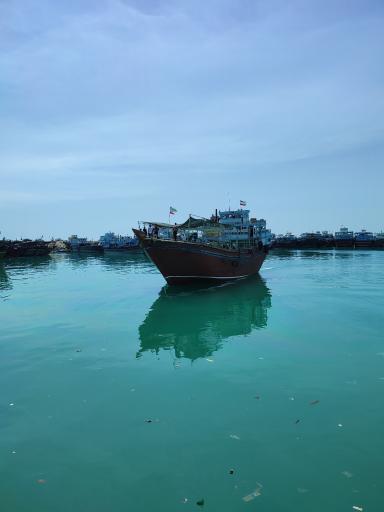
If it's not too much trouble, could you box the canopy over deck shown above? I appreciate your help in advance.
[140,221,180,228]
[178,217,220,229]
[139,215,232,230]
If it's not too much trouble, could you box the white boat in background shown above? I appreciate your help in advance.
[99,232,140,253]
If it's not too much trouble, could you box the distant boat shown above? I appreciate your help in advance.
[297,231,334,248]
[334,227,354,248]
[1,240,51,258]
[68,235,103,254]
[133,208,272,285]
[0,241,7,258]
[354,229,374,248]
[99,232,141,253]
[273,233,297,248]
[374,231,384,248]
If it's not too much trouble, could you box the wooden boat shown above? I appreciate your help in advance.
[133,208,271,285]
[2,240,51,258]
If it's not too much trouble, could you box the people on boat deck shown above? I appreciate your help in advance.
[142,226,148,237]
[148,224,153,237]
[153,225,159,238]
[172,224,178,241]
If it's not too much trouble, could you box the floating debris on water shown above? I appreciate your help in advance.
[297,488,309,493]
[242,482,263,502]
[9,403,14,406]
[181,498,188,504]
[254,395,260,400]
[310,400,320,405]
[295,419,301,424]
[229,434,240,440]
[196,498,205,507]
[352,506,363,511]
[206,358,214,363]
[289,397,295,401]
[75,349,82,353]
[144,419,152,423]
[229,469,235,475]
[338,423,343,427]
[342,471,353,478]
[37,479,46,484]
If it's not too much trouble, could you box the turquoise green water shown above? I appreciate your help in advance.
[1,250,383,511]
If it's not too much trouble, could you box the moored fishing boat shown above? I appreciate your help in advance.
[99,232,141,253]
[354,229,374,248]
[373,232,384,249]
[133,207,272,285]
[68,235,103,254]
[334,226,354,248]
[2,240,51,258]
[272,232,297,249]
[0,241,7,258]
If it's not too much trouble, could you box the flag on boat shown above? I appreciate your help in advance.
[169,206,177,215]
[240,200,247,207]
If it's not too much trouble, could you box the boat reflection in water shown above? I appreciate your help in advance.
[0,257,53,298]
[137,275,272,361]
[0,264,11,295]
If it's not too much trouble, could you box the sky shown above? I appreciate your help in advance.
[0,0,383,239]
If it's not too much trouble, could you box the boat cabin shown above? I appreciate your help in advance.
[139,209,272,249]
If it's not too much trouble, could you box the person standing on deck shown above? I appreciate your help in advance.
[172,224,178,241]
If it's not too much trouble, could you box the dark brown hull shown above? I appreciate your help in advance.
[354,240,374,248]
[3,241,51,258]
[133,230,267,285]
[373,239,384,248]
[73,244,104,254]
[334,239,355,248]
[103,246,142,254]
